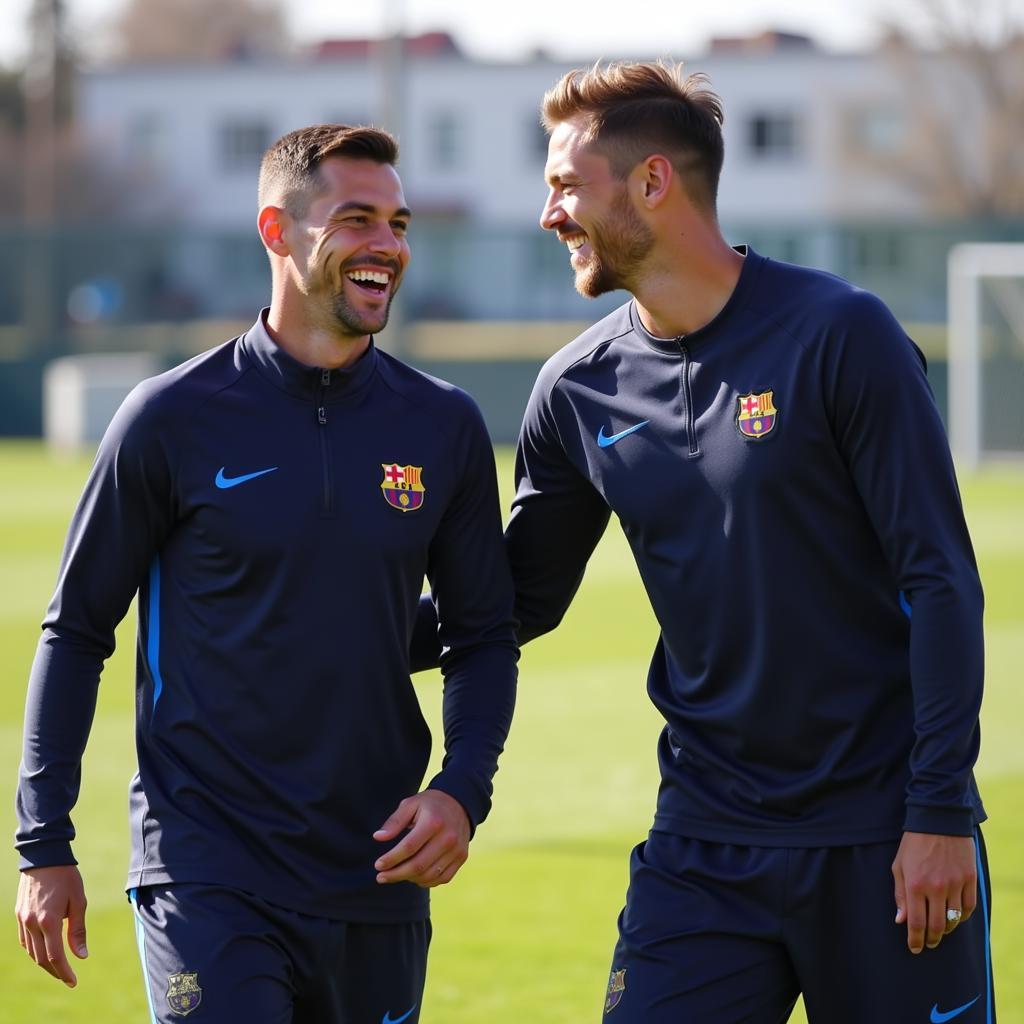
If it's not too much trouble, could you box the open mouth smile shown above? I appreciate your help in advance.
[345,268,393,296]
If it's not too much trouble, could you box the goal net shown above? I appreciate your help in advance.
[947,243,1024,468]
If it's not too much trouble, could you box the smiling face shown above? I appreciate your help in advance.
[540,117,654,298]
[289,156,411,338]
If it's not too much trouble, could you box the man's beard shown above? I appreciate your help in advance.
[326,282,399,337]
[309,258,402,337]
[574,189,654,298]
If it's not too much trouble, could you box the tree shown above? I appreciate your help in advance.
[111,0,290,63]
[3,0,112,226]
[876,0,1024,216]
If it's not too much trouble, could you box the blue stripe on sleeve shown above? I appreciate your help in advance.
[147,557,164,711]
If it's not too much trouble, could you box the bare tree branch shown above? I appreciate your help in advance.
[873,0,1024,215]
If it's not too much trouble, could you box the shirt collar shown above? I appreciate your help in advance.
[630,244,762,353]
[240,309,379,402]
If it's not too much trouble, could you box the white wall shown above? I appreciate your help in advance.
[79,45,929,232]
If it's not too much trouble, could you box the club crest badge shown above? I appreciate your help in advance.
[166,972,202,1017]
[605,968,627,1013]
[736,390,778,440]
[381,463,425,512]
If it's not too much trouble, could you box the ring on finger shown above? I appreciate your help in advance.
[946,908,963,924]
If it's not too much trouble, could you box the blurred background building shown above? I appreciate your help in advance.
[1,0,1022,449]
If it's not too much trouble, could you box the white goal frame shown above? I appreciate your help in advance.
[947,242,1024,468]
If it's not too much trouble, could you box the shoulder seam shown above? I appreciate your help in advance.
[741,266,880,359]
[542,326,635,406]
[179,337,256,423]
[374,352,473,451]
[146,337,255,493]
[741,298,817,357]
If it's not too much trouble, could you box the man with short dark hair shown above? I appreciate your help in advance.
[412,61,994,1022]
[15,123,518,1024]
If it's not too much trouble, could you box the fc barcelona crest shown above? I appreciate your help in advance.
[381,463,426,512]
[166,972,202,1017]
[605,968,627,1013]
[736,390,778,440]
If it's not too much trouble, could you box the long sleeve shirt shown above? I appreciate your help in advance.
[17,314,518,921]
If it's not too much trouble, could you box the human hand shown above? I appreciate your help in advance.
[15,865,89,987]
[892,832,977,954]
[373,789,471,888]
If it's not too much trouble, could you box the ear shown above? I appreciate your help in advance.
[258,206,291,255]
[634,155,673,209]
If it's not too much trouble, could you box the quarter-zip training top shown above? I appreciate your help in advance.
[500,247,984,844]
[16,313,518,921]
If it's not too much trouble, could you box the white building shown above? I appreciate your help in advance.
[79,31,922,229]
[71,32,981,324]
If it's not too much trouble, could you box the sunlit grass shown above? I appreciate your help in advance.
[1,442,1020,1022]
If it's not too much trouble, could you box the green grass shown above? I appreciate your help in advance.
[1,439,1021,1023]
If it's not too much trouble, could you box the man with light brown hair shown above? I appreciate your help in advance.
[415,59,994,1022]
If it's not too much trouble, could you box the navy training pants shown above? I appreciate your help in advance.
[602,830,995,1023]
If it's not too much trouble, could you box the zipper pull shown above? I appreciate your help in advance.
[317,406,327,425]
[321,369,331,386]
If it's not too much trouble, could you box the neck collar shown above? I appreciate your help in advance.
[630,244,762,352]
[240,310,379,402]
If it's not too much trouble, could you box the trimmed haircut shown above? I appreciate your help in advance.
[258,124,399,219]
[541,61,725,212]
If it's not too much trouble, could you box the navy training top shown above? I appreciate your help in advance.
[16,314,518,922]
[413,247,985,845]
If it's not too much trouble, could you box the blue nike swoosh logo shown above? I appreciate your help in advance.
[597,420,650,448]
[215,466,279,489]
[382,1007,417,1024]
[930,995,980,1022]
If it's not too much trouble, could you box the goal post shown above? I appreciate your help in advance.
[947,242,1024,469]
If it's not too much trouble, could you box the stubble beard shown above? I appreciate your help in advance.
[574,189,655,299]
[327,285,397,337]
[309,259,402,338]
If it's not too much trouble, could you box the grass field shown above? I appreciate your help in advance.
[1,439,1021,1023]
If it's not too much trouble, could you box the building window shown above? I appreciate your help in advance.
[428,110,462,171]
[529,114,549,163]
[747,112,800,159]
[219,235,269,280]
[849,106,905,157]
[219,119,270,173]
[851,230,904,273]
[526,229,572,288]
[127,112,164,163]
